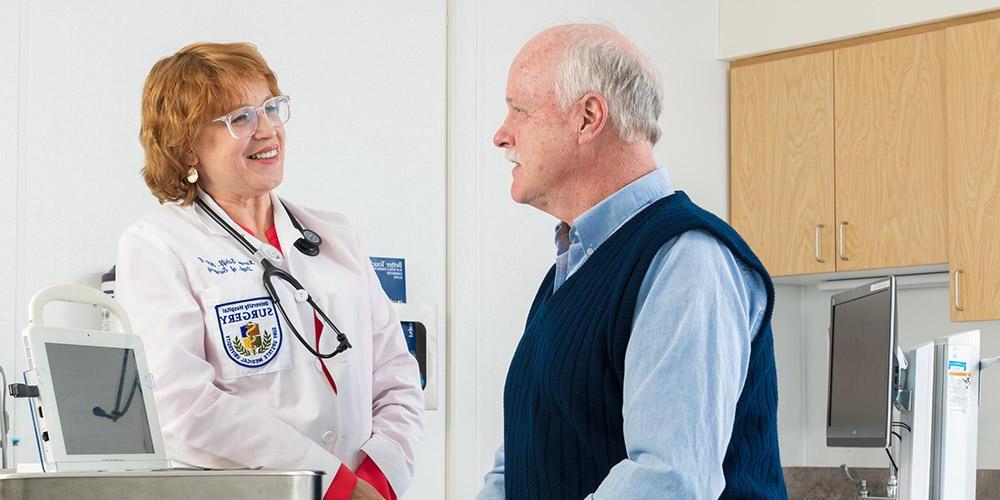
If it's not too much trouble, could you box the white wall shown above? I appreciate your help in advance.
[772,285,808,465]
[0,0,20,467]
[771,284,1000,469]
[3,1,446,497]
[448,1,729,497]
[718,0,1000,60]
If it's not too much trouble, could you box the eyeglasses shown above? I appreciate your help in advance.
[213,95,291,140]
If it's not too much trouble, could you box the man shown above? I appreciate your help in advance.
[478,24,786,499]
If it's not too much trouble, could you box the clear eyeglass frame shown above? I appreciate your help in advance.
[213,95,291,140]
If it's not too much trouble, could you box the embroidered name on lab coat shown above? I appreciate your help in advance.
[198,256,257,275]
[215,297,284,368]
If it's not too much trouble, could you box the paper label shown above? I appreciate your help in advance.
[947,353,972,414]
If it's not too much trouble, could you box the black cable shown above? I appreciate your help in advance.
[93,350,141,422]
[891,421,912,432]
[111,349,129,413]
[885,447,899,475]
[885,427,904,476]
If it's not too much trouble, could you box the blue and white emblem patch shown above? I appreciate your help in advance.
[215,296,283,368]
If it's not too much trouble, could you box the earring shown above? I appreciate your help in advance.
[186,166,199,184]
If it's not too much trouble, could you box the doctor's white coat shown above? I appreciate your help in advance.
[115,192,423,494]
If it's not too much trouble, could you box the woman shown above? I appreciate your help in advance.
[116,42,422,500]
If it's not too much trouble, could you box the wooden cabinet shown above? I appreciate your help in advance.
[834,31,948,271]
[731,11,1000,320]
[730,33,948,277]
[730,53,836,276]
[946,17,1000,321]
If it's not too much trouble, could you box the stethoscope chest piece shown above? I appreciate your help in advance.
[301,229,321,245]
[293,229,322,256]
[255,244,284,265]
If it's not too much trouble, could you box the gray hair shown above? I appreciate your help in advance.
[554,29,662,145]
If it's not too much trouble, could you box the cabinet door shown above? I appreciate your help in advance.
[731,52,835,276]
[834,31,948,271]
[947,18,1000,321]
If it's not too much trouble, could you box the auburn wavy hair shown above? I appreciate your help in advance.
[139,42,281,204]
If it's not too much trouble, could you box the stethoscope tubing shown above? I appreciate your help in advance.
[194,197,352,359]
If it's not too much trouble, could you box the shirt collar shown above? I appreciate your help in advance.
[553,168,674,253]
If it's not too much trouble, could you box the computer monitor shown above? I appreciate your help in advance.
[22,327,170,472]
[827,276,897,448]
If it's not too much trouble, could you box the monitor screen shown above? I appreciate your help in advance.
[827,279,895,448]
[45,343,156,455]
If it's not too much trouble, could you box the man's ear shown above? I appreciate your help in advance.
[578,92,609,145]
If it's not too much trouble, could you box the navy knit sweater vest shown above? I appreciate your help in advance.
[502,191,786,499]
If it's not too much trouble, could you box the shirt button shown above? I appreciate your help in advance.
[314,360,324,373]
[586,247,594,256]
[322,431,336,443]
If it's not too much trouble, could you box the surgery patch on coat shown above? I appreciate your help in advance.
[215,296,284,368]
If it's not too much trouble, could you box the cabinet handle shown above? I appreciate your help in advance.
[838,221,849,261]
[814,225,825,263]
[954,270,964,312]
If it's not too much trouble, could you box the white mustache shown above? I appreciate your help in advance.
[505,150,521,164]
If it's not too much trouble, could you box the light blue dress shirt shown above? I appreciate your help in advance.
[478,169,768,499]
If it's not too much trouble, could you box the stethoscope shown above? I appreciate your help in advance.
[195,196,352,359]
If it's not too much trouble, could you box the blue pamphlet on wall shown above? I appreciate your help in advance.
[370,257,426,389]
[369,257,406,303]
